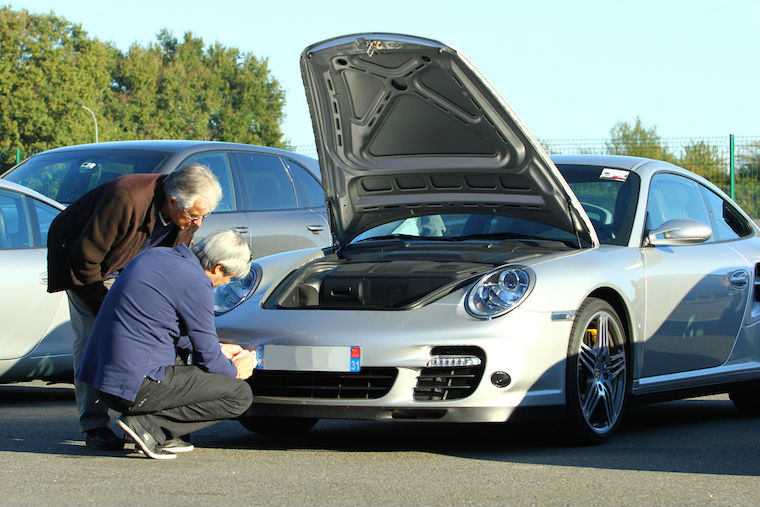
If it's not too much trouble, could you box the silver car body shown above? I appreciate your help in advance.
[215,34,760,440]
[2,140,331,259]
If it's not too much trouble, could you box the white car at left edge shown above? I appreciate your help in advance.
[0,179,71,383]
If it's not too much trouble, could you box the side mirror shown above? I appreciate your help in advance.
[645,219,712,246]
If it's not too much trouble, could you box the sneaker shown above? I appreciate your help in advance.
[118,416,176,460]
[85,426,125,451]
[162,436,194,453]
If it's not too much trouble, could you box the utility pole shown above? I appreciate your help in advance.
[76,101,99,143]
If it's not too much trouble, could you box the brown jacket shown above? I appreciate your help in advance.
[47,173,196,313]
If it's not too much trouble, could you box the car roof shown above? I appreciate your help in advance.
[27,140,321,179]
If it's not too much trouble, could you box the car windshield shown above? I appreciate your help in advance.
[3,149,171,204]
[351,213,582,247]
[556,163,640,246]
[350,164,640,247]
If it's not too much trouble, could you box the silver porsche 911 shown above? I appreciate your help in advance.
[214,33,760,444]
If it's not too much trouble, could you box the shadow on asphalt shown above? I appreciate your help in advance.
[2,383,758,476]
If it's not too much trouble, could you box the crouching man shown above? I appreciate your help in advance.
[76,230,255,460]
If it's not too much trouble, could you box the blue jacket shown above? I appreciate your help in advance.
[76,244,237,402]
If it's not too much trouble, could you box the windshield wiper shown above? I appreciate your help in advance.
[352,234,430,244]
[450,232,540,241]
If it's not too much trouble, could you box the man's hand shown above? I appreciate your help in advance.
[232,349,254,380]
[220,342,244,360]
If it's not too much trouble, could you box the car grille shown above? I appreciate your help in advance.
[413,346,486,401]
[251,367,397,399]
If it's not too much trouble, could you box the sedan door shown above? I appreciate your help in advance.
[230,152,330,259]
[181,151,253,248]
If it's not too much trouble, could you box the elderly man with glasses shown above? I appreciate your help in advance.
[76,229,255,460]
[46,163,222,451]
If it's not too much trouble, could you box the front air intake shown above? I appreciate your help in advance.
[413,346,486,401]
[251,368,397,399]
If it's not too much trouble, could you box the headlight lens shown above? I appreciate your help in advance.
[465,266,531,319]
[214,263,261,315]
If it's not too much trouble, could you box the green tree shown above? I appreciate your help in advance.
[107,30,287,147]
[678,139,727,185]
[1,8,288,172]
[605,116,676,162]
[0,7,117,169]
[737,141,760,179]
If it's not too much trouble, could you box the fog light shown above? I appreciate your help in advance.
[426,355,482,368]
[490,371,511,388]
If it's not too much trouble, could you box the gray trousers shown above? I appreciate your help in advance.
[97,365,253,444]
[67,281,113,433]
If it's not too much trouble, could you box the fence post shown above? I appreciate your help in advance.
[728,134,735,200]
[15,149,21,164]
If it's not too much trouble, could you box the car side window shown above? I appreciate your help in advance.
[282,158,325,209]
[0,189,31,249]
[31,198,59,247]
[231,153,297,211]
[646,173,711,238]
[701,186,753,241]
[183,152,236,212]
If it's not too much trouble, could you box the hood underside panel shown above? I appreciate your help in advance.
[301,34,593,248]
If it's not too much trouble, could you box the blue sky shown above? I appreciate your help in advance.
[7,0,759,151]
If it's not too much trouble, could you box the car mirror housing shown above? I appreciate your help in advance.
[645,219,713,246]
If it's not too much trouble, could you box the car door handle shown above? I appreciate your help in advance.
[307,224,326,234]
[233,226,250,234]
[40,272,48,285]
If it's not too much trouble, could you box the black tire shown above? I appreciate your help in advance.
[565,297,629,445]
[729,389,760,417]
[238,416,318,435]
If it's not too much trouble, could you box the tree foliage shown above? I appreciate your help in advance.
[1,7,288,171]
[606,116,676,163]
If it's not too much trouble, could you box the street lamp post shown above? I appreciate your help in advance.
[76,101,99,143]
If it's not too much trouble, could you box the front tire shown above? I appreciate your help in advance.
[729,386,760,417]
[565,297,629,445]
[238,416,318,435]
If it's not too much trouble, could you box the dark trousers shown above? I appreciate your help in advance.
[97,365,252,445]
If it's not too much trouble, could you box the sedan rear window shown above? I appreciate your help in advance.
[4,149,171,204]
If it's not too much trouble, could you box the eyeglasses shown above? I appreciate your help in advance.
[183,207,207,225]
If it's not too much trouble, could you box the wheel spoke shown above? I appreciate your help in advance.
[579,342,597,374]
[597,314,610,350]
[606,351,626,380]
[597,381,616,425]
[582,384,601,416]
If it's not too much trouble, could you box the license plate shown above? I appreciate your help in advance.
[255,345,361,372]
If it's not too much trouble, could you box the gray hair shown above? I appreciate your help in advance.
[164,163,222,211]
[191,229,251,279]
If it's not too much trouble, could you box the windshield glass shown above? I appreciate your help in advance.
[350,164,640,247]
[556,163,640,246]
[3,149,171,204]
[351,213,581,246]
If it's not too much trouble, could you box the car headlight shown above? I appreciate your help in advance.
[465,266,532,319]
[214,263,261,315]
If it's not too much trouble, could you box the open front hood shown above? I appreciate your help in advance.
[301,33,595,248]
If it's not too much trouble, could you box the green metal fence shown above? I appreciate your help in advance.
[539,135,760,218]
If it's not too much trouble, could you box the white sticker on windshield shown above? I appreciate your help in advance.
[600,168,629,182]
